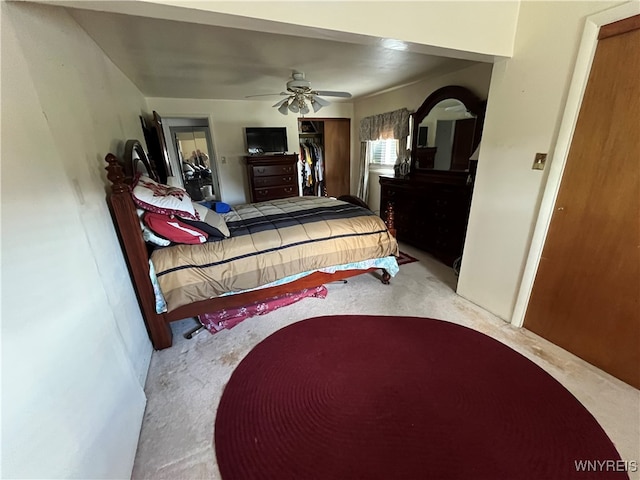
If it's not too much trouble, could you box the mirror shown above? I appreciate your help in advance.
[170,127,219,201]
[410,86,484,174]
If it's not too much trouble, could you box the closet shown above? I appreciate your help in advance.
[297,118,350,198]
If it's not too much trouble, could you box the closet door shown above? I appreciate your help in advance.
[323,118,351,197]
[523,16,640,388]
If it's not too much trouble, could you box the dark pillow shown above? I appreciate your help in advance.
[179,216,227,241]
[179,202,230,238]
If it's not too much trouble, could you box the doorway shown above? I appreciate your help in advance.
[165,118,221,202]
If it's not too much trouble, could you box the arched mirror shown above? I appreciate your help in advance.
[410,86,485,174]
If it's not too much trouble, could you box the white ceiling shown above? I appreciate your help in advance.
[68,8,482,102]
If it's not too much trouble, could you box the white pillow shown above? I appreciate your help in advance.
[136,209,171,246]
[131,175,197,220]
[165,176,183,188]
[142,225,171,246]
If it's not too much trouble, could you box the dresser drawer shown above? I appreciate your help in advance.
[253,175,296,188]
[254,185,298,201]
[252,164,296,177]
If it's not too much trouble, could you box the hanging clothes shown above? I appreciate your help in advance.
[299,140,324,196]
[312,143,324,196]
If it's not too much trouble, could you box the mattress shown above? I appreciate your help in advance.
[150,196,399,312]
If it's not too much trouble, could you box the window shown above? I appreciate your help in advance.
[368,139,398,166]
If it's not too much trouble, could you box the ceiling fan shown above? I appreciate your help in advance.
[246,71,352,115]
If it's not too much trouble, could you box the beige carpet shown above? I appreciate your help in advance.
[132,244,640,480]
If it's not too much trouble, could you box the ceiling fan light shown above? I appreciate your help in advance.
[278,100,290,115]
[273,98,288,108]
[311,100,323,113]
[288,100,300,113]
[299,101,310,115]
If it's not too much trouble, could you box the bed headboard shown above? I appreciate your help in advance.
[123,139,159,182]
[105,141,173,349]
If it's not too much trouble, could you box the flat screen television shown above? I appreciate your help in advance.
[245,127,288,154]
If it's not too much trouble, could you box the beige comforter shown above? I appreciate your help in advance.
[151,196,399,312]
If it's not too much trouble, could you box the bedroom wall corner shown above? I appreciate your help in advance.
[456,0,621,321]
[1,3,152,478]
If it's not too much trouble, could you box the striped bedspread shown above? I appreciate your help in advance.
[150,196,399,312]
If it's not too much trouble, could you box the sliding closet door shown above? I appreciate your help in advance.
[524,16,640,388]
[323,118,351,197]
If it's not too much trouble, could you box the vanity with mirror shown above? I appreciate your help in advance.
[379,85,485,266]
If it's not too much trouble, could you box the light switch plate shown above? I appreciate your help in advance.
[532,153,547,170]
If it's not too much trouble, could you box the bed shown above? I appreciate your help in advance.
[106,140,399,349]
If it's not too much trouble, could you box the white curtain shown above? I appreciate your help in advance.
[356,142,370,203]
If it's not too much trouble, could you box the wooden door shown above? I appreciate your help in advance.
[323,118,351,197]
[524,16,640,388]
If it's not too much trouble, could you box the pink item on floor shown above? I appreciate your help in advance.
[198,285,328,334]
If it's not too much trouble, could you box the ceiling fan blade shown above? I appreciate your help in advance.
[310,95,331,107]
[245,92,288,98]
[314,90,352,98]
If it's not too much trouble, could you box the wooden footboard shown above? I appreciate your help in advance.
[106,150,396,350]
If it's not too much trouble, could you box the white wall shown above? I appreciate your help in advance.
[73,0,519,60]
[1,3,152,478]
[146,97,353,205]
[456,0,621,321]
[354,63,494,214]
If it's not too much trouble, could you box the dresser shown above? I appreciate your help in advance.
[379,172,473,266]
[245,154,299,202]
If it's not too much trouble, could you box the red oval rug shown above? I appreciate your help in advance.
[215,315,627,480]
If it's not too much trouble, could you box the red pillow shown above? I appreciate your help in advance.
[143,212,208,245]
